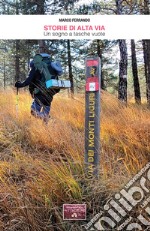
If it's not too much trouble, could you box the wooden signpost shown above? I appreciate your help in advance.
[85,56,101,178]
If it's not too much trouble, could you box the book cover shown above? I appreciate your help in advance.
[0,1,150,231]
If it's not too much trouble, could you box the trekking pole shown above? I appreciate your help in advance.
[16,87,19,118]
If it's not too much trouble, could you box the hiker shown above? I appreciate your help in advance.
[15,53,62,123]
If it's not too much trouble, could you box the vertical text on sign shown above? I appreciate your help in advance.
[85,56,101,178]
[87,92,95,177]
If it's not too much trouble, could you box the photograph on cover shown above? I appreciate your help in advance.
[0,38,149,231]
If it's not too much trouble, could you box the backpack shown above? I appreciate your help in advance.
[30,53,70,94]
[32,53,63,87]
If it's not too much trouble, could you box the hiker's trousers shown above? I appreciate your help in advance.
[31,100,50,119]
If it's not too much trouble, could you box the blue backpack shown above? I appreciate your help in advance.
[31,53,63,84]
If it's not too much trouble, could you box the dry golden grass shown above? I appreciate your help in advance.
[0,89,149,231]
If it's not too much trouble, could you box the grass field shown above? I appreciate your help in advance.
[0,89,149,230]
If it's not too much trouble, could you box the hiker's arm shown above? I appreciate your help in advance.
[15,68,35,88]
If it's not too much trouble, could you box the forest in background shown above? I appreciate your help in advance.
[0,0,150,105]
[0,39,148,102]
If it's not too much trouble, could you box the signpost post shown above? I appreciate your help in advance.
[85,56,101,178]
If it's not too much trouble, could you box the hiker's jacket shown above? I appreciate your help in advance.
[15,67,60,106]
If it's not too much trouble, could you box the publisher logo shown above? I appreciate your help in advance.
[84,162,150,230]
[63,204,86,220]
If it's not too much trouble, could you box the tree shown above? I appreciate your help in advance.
[0,43,8,89]
[97,40,105,90]
[116,0,128,103]
[15,40,20,82]
[15,1,20,83]
[131,39,141,104]
[143,40,150,106]
[142,0,150,106]
[117,40,128,102]
[147,41,150,106]
[67,40,74,95]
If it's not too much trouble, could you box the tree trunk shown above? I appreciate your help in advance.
[131,39,141,104]
[116,0,122,14]
[118,39,128,102]
[146,40,150,106]
[67,40,74,95]
[97,40,105,90]
[36,1,48,54]
[116,0,128,103]
[15,40,20,83]
[142,0,150,106]
[143,0,149,14]
[142,40,148,101]
[14,1,20,83]
[38,40,47,53]
[36,0,45,14]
